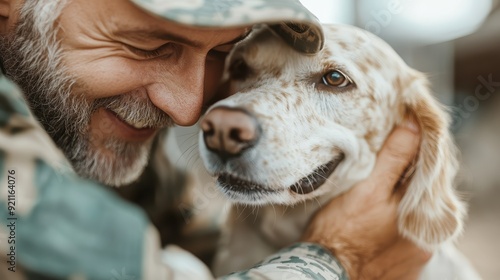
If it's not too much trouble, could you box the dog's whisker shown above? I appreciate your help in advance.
[183,141,199,158]
[252,206,260,224]
[270,203,277,227]
[235,204,252,223]
[176,142,198,165]
[312,195,323,209]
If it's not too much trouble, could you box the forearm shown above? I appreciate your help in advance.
[218,243,348,280]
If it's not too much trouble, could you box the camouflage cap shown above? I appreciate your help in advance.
[129,0,324,54]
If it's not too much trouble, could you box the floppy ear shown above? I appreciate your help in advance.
[397,72,466,250]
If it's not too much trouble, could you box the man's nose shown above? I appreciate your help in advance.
[201,106,261,161]
[147,56,206,126]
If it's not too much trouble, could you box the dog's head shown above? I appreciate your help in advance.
[199,24,465,248]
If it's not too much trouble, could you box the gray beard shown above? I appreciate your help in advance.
[0,1,173,186]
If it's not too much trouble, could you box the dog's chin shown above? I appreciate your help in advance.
[216,153,345,205]
[216,173,285,205]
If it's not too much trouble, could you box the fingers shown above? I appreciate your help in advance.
[367,119,421,197]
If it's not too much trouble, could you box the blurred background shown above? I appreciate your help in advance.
[302,0,500,278]
[169,0,500,278]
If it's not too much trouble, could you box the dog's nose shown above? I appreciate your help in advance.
[201,107,260,160]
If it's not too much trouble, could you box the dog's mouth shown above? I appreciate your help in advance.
[289,153,345,194]
[216,153,345,197]
[217,174,279,196]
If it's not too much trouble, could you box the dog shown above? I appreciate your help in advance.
[198,24,481,279]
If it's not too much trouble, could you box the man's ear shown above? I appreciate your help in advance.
[0,0,20,34]
[397,71,466,250]
[0,0,10,17]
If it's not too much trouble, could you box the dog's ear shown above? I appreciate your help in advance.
[397,71,466,250]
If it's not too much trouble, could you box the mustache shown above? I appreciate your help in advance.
[93,92,174,128]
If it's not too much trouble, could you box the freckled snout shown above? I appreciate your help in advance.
[201,107,260,161]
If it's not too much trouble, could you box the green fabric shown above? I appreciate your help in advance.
[220,243,348,280]
[16,161,148,279]
[0,161,149,279]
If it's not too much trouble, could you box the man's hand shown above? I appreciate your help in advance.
[302,120,431,280]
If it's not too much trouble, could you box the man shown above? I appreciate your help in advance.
[0,0,429,279]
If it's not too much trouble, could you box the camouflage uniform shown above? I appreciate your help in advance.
[0,0,347,279]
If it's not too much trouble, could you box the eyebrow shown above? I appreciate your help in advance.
[114,28,251,48]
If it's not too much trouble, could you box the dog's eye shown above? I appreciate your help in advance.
[322,70,352,88]
[229,58,251,80]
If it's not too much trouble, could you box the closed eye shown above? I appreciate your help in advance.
[124,42,177,59]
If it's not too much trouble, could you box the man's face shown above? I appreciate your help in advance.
[0,0,247,186]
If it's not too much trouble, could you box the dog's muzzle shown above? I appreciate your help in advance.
[201,105,344,198]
